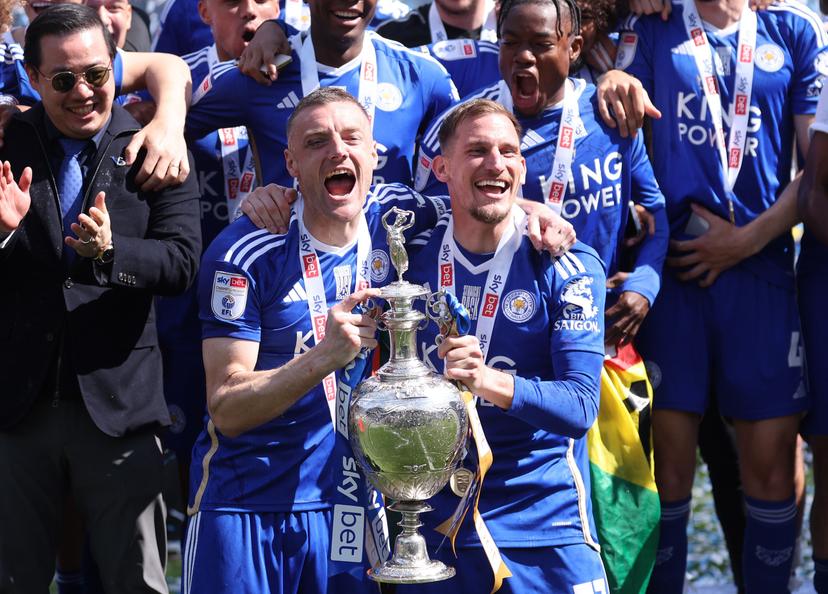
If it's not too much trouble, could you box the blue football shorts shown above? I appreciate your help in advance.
[182,509,377,594]
[636,265,807,420]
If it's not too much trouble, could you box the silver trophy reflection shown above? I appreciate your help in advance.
[349,208,468,584]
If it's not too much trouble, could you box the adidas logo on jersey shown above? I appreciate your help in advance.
[282,280,307,303]
[521,129,545,151]
[277,91,301,110]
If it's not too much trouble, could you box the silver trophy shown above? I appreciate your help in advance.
[349,208,468,584]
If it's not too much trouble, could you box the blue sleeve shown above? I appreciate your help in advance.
[187,66,255,138]
[789,8,828,115]
[509,355,602,438]
[620,134,668,305]
[616,17,654,99]
[506,249,606,437]
[198,241,263,342]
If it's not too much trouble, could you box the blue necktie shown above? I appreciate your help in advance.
[58,138,88,240]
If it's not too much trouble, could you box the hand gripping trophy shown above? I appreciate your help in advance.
[349,208,468,584]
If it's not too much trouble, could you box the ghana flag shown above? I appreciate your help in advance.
[588,343,660,593]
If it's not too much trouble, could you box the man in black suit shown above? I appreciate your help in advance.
[0,4,201,592]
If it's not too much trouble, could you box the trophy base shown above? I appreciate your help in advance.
[368,559,455,584]
[368,501,455,584]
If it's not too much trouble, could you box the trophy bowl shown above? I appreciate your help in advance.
[348,209,469,584]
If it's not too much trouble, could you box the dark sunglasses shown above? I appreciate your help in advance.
[36,65,112,93]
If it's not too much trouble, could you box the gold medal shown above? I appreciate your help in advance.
[449,467,474,497]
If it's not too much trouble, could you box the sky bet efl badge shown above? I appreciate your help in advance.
[212,271,248,321]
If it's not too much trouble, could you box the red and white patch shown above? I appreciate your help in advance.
[481,293,499,318]
[303,253,320,278]
[440,263,453,287]
[559,126,574,149]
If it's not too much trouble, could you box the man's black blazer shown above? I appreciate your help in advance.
[0,104,201,436]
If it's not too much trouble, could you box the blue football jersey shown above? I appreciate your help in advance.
[408,223,606,549]
[618,0,828,287]
[152,0,220,56]
[0,42,37,105]
[190,184,449,513]
[416,79,668,303]
[186,31,459,187]
[418,38,501,99]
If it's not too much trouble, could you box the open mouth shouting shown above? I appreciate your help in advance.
[511,71,541,115]
[325,168,357,196]
[241,28,257,43]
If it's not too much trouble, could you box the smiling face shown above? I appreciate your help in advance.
[498,2,581,117]
[26,27,115,139]
[308,0,376,63]
[434,110,525,230]
[285,99,378,234]
[85,0,131,48]
[199,0,280,61]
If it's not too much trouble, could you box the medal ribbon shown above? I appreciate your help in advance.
[295,198,389,573]
[434,208,526,593]
[427,1,498,43]
[284,0,311,31]
[297,31,379,128]
[681,0,757,222]
[206,45,257,220]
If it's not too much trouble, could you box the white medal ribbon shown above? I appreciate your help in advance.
[297,31,378,128]
[428,0,498,43]
[681,0,757,194]
[296,197,371,422]
[205,45,257,219]
[284,0,311,31]
[437,206,525,366]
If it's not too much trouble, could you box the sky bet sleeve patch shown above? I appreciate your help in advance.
[211,271,249,321]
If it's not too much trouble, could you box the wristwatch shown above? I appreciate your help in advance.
[95,241,115,265]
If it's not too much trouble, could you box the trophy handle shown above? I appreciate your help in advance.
[426,290,452,328]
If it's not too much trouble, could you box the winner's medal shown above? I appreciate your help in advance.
[449,466,474,497]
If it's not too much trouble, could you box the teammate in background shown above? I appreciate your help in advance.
[152,0,409,56]
[153,0,281,543]
[617,0,827,590]
[84,0,150,52]
[375,0,496,48]
[573,0,620,83]
[798,84,828,594]
[186,0,459,189]
[403,98,607,593]
[417,0,668,347]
